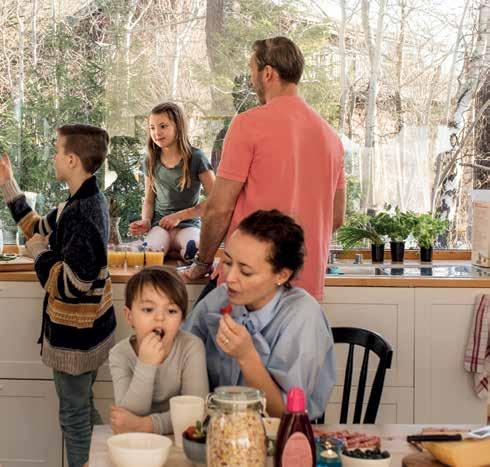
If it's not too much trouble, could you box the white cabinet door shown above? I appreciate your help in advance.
[0,282,50,379]
[323,287,414,388]
[0,380,62,467]
[414,288,488,424]
[325,386,413,424]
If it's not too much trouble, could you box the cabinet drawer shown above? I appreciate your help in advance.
[0,380,62,467]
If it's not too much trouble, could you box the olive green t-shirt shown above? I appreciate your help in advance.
[143,148,212,229]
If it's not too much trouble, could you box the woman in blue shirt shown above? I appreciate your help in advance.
[183,209,336,419]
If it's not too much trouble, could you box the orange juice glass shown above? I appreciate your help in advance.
[145,249,165,266]
[108,246,126,267]
[126,251,144,267]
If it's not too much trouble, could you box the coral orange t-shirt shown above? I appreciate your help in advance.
[217,95,345,300]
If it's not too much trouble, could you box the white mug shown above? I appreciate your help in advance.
[169,395,205,448]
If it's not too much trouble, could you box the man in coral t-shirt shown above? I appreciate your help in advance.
[185,36,345,301]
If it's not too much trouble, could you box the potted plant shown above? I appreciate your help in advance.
[412,213,448,262]
[376,207,416,263]
[337,213,389,263]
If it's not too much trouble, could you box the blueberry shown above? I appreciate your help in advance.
[381,450,390,458]
[365,449,373,456]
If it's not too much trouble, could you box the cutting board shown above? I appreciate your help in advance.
[402,453,445,466]
[0,256,35,272]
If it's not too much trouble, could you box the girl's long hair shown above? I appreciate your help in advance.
[146,102,192,192]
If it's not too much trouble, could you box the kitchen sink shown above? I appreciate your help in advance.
[326,264,490,278]
[380,265,490,277]
[326,265,379,276]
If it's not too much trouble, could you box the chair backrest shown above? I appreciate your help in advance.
[333,326,393,424]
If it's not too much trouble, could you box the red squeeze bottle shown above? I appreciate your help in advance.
[220,304,232,315]
[274,387,316,467]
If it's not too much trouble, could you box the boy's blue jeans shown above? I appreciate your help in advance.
[53,369,103,467]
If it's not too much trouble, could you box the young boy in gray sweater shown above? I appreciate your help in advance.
[109,266,208,435]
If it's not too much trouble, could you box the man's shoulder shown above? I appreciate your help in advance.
[231,105,268,124]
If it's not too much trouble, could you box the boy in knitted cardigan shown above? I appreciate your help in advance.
[0,124,116,467]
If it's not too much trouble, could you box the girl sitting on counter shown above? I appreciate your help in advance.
[129,102,215,262]
[183,209,336,419]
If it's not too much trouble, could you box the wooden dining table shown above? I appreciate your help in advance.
[89,423,477,466]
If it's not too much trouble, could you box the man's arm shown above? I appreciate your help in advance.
[197,176,243,264]
[332,188,345,233]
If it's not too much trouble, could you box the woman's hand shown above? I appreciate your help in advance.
[217,314,256,363]
[138,332,166,366]
[159,212,183,229]
[110,405,153,434]
[129,219,151,236]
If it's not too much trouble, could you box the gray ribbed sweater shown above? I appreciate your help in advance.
[109,330,209,434]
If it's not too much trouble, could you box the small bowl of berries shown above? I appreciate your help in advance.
[182,421,207,465]
[340,448,391,466]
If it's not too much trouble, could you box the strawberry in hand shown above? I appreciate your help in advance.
[220,304,232,315]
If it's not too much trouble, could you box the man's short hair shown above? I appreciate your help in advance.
[252,36,304,84]
[57,124,109,174]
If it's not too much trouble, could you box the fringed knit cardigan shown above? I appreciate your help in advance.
[2,176,116,375]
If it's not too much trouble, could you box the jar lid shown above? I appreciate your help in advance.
[212,386,264,405]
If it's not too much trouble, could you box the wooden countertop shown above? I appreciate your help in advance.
[0,263,208,285]
[323,275,490,287]
[0,260,488,287]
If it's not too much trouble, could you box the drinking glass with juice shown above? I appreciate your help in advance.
[126,250,145,268]
[145,247,165,266]
[108,245,126,268]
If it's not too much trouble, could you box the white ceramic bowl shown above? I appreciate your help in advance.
[107,432,172,467]
[340,452,391,467]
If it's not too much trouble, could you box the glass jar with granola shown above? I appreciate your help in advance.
[206,386,267,467]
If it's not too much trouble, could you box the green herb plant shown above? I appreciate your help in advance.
[337,213,389,249]
[376,207,417,242]
[412,213,449,249]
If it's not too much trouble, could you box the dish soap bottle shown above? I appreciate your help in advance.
[274,387,316,467]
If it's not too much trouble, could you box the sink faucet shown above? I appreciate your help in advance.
[354,253,364,264]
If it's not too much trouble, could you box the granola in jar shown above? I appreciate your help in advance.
[207,386,267,467]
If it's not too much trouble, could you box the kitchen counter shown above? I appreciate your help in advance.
[324,260,490,287]
[0,261,208,284]
[1,260,488,287]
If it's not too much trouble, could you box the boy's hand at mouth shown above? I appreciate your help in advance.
[138,331,166,365]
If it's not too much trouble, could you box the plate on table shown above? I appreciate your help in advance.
[0,254,35,271]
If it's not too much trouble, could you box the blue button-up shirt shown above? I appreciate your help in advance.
[182,284,336,419]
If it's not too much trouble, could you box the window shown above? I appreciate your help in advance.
[0,0,487,247]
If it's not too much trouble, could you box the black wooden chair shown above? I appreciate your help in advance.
[316,326,393,424]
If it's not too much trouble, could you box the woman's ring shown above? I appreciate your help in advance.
[223,336,229,345]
